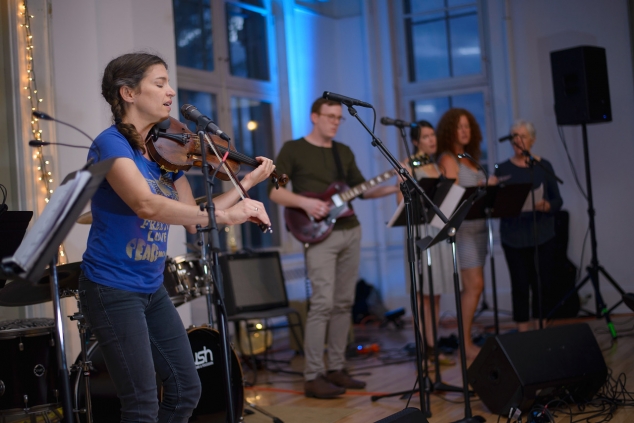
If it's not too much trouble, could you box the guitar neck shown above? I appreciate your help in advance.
[338,169,396,202]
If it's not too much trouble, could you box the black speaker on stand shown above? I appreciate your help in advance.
[551,45,611,125]
[547,46,625,337]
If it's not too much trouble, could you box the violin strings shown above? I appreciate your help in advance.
[192,134,257,165]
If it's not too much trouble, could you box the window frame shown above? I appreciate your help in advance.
[393,0,496,167]
[174,0,281,250]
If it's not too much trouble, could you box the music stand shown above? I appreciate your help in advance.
[417,189,485,423]
[0,159,114,423]
[386,177,462,396]
[0,211,33,288]
[461,184,532,334]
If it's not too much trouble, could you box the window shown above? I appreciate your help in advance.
[173,0,279,251]
[398,0,493,165]
[411,91,488,162]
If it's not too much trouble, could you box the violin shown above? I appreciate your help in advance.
[145,117,282,233]
[145,117,288,188]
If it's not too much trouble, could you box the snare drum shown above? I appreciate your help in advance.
[163,254,204,306]
[0,318,60,415]
[73,326,243,423]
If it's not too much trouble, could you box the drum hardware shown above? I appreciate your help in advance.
[163,254,205,306]
[68,293,93,423]
[247,401,284,423]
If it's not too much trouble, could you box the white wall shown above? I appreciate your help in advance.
[51,0,187,265]
[501,0,634,313]
[281,4,405,307]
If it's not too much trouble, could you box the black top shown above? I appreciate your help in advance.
[268,138,366,230]
[494,158,563,248]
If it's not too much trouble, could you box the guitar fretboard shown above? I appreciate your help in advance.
[338,170,396,202]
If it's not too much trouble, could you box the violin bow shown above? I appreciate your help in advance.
[203,133,273,234]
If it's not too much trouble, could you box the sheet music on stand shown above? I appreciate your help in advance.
[2,171,91,276]
[1,159,114,284]
[461,183,533,220]
[386,178,457,228]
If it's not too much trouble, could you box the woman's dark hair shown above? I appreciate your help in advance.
[101,52,168,152]
[435,108,483,161]
[410,120,434,145]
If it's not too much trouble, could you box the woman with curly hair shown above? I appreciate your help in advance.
[436,108,495,361]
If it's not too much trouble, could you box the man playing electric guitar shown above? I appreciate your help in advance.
[268,98,397,399]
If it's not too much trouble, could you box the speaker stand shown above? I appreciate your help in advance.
[546,123,625,338]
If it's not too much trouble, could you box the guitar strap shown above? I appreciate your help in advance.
[331,141,346,182]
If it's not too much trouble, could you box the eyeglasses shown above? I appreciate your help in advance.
[319,113,345,123]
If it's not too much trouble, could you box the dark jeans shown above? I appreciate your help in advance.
[78,274,201,422]
[502,237,556,323]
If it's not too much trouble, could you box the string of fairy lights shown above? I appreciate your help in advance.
[20,1,67,264]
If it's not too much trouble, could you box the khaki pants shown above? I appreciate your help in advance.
[303,226,361,381]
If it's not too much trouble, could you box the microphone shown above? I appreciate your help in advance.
[31,110,99,163]
[180,104,231,141]
[29,140,90,149]
[498,134,514,143]
[322,91,372,108]
[380,117,417,129]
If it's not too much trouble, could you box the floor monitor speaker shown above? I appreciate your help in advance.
[374,408,428,423]
[467,323,607,415]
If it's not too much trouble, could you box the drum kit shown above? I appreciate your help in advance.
[0,205,246,423]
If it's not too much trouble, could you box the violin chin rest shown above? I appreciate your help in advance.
[157,118,171,130]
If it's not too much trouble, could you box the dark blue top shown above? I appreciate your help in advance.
[81,126,183,293]
[494,158,563,248]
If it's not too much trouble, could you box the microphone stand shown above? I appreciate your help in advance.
[346,106,447,416]
[508,140,563,330]
[399,126,431,414]
[196,128,236,423]
[396,126,462,398]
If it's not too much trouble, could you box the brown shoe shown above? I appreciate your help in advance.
[326,369,366,389]
[305,374,346,399]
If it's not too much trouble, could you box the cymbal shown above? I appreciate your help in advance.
[77,211,92,224]
[0,262,82,307]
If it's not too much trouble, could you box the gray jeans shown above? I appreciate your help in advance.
[303,226,361,381]
[78,274,201,422]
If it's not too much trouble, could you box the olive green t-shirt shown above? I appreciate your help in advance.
[268,137,366,230]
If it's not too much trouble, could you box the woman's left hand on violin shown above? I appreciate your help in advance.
[217,198,271,226]
[242,156,276,188]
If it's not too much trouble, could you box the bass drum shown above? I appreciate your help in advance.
[73,327,244,423]
[0,318,60,415]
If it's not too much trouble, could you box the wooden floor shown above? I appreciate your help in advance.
[242,313,634,423]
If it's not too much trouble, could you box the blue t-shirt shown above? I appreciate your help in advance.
[81,126,183,293]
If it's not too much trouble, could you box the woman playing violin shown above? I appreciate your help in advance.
[78,52,274,422]
[396,120,457,366]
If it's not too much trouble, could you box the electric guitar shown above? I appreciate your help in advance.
[284,169,398,244]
